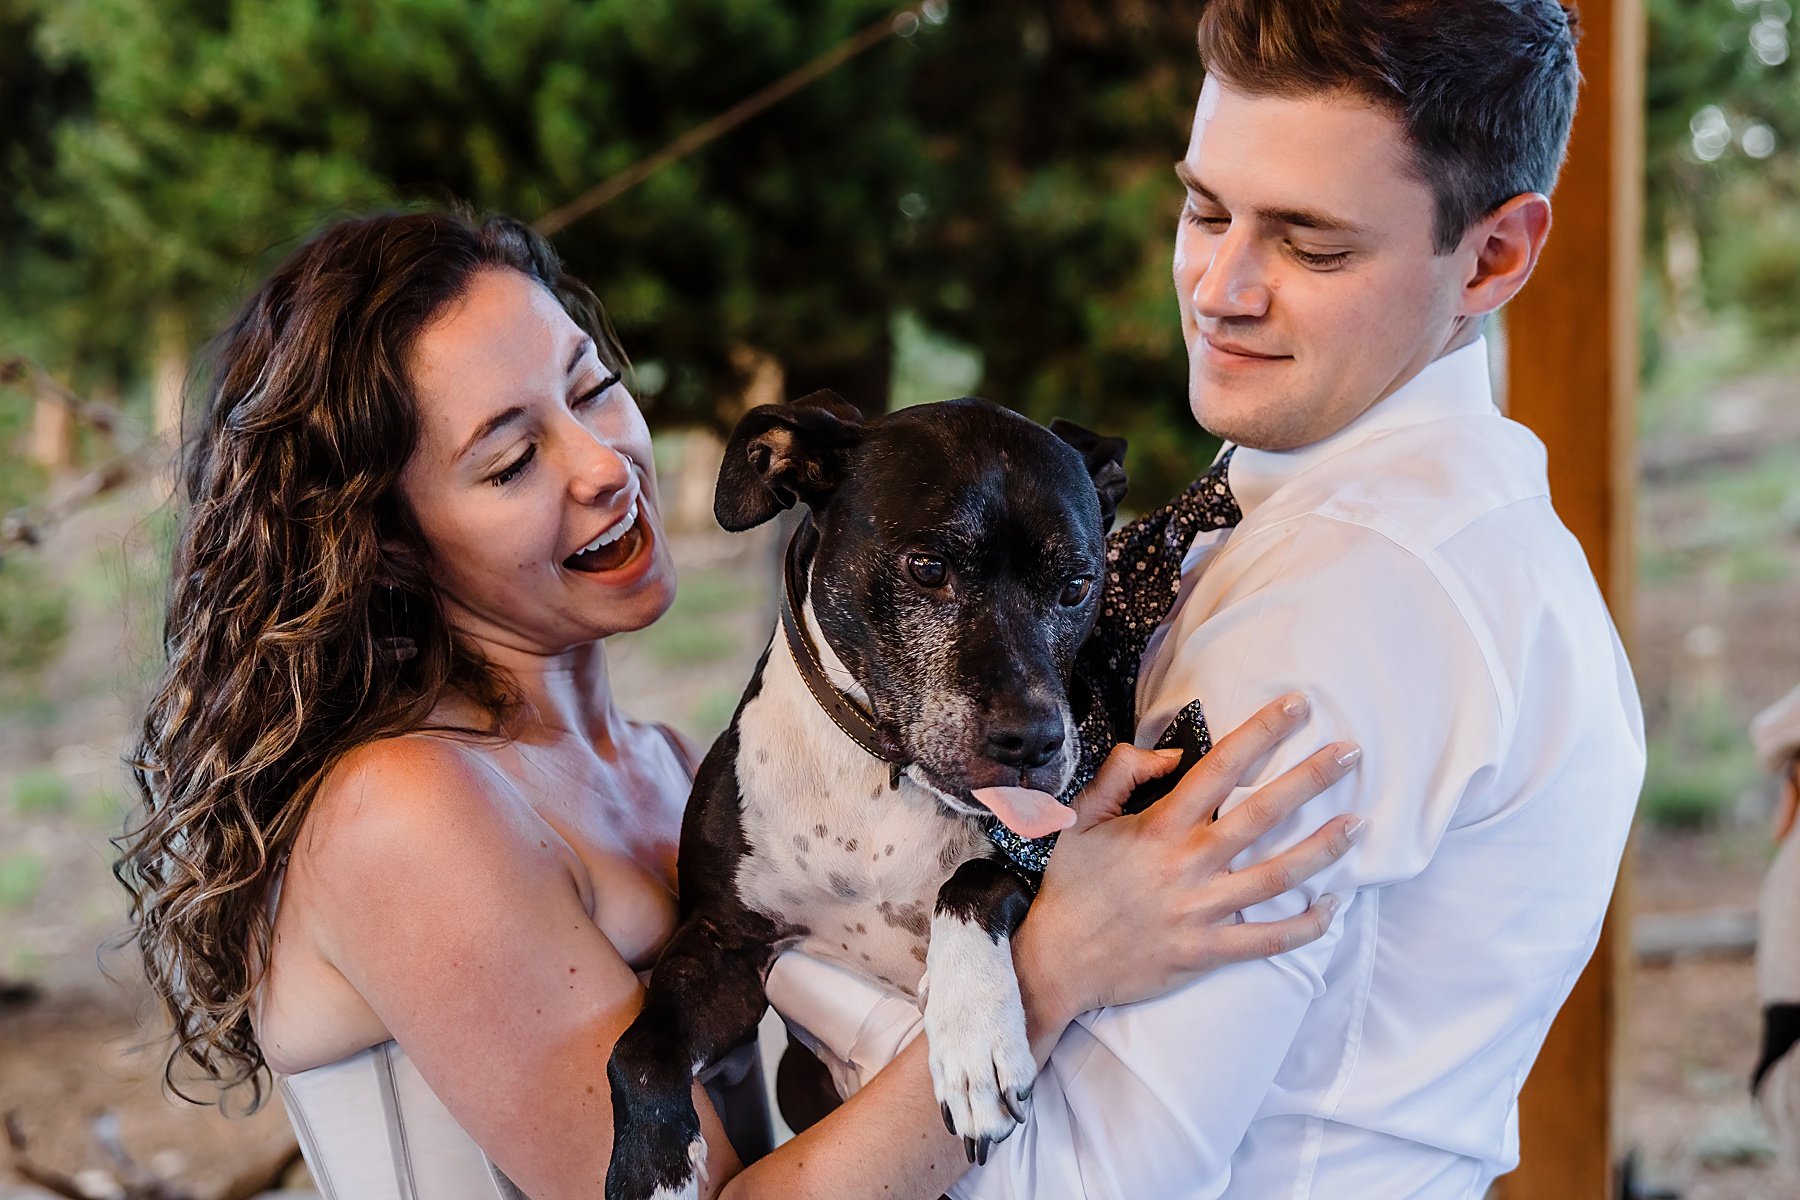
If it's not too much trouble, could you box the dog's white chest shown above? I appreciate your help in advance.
[732,640,990,994]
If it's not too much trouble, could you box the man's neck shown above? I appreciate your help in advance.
[1347,316,1488,440]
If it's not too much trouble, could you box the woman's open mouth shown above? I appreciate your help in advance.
[563,502,645,574]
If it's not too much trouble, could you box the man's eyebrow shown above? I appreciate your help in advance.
[1174,161,1369,237]
[566,336,593,375]
[1174,160,1209,197]
[456,405,528,463]
[1258,204,1369,236]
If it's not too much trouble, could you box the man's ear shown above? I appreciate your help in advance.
[1049,418,1129,531]
[1460,192,1552,317]
[714,390,866,532]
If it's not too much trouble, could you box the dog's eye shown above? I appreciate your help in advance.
[907,554,948,589]
[1060,576,1094,606]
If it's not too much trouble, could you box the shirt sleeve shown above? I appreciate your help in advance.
[952,515,1506,1198]
[764,949,925,1098]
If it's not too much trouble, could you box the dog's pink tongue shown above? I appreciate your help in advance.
[972,786,1077,839]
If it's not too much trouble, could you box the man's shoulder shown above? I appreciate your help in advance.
[1250,413,1552,558]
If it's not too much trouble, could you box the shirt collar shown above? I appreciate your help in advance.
[1225,336,1498,518]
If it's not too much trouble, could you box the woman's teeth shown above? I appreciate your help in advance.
[564,502,645,573]
[578,502,637,555]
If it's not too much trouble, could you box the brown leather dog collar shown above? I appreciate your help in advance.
[779,522,907,772]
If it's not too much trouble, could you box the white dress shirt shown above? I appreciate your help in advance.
[765,337,1645,1198]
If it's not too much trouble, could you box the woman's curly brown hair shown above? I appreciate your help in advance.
[115,209,626,1105]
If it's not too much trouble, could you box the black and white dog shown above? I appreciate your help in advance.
[606,392,1133,1200]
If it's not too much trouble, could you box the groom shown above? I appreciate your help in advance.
[770,1,1646,1194]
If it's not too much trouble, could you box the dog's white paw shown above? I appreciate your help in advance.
[642,1135,705,1200]
[923,914,1036,1165]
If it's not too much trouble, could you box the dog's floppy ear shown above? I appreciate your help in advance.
[715,390,867,532]
[1049,418,1129,531]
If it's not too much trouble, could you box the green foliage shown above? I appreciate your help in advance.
[1704,445,1800,519]
[631,563,759,668]
[1723,543,1790,586]
[11,0,935,428]
[890,310,982,412]
[1638,403,1800,593]
[0,0,1792,495]
[1640,690,1760,830]
[688,685,744,742]
[0,388,50,513]
[0,555,72,677]
[1713,210,1800,343]
[7,945,46,979]
[0,691,60,728]
[642,617,742,669]
[1644,0,1800,356]
[2,1,1226,502]
[1638,317,1758,442]
[670,568,760,622]
[900,5,1219,495]
[8,766,73,817]
[0,852,46,910]
[83,786,127,823]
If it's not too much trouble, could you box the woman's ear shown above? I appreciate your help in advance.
[1049,418,1129,531]
[714,390,866,532]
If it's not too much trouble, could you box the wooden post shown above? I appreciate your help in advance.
[30,395,74,471]
[152,312,188,444]
[1495,0,1643,1195]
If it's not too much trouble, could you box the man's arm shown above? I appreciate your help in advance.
[944,517,1505,1198]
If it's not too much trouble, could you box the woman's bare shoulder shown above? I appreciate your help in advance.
[321,729,503,802]
[297,731,557,899]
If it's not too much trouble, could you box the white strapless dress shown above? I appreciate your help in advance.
[277,1039,527,1200]
[275,1025,770,1198]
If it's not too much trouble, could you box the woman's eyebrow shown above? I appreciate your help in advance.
[451,339,597,465]
[456,406,527,463]
[567,336,594,375]
[1173,160,1368,236]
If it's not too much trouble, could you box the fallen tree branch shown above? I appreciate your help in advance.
[4,1111,95,1200]
[0,356,144,445]
[1,439,169,557]
[217,1143,305,1200]
[4,1107,300,1200]
[1633,907,1759,962]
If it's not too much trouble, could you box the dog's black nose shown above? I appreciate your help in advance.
[986,722,1064,771]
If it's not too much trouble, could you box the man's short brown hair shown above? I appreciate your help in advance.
[1196,0,1581,253]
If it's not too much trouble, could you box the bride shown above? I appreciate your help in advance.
[116,208,1359,1199]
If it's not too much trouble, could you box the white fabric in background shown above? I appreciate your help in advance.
[1752,684,1800,775]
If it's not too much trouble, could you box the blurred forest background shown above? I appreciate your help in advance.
[0,1,1797,1197]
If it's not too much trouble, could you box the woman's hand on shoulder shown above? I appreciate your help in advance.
[293,735,733,1200]
[1015,695,1365,1027]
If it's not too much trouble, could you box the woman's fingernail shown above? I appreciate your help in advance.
[1319,893,1341,915]
[1283,693,1309,717]
[1154,747,1185,759]
[1344,817,1368,842]
[1335,744,1362,768]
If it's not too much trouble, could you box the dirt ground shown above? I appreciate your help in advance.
[1627,833,1790,1199]
[2,367,1797,1196]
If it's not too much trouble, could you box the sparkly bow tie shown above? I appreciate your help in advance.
[989,448,1243,877]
